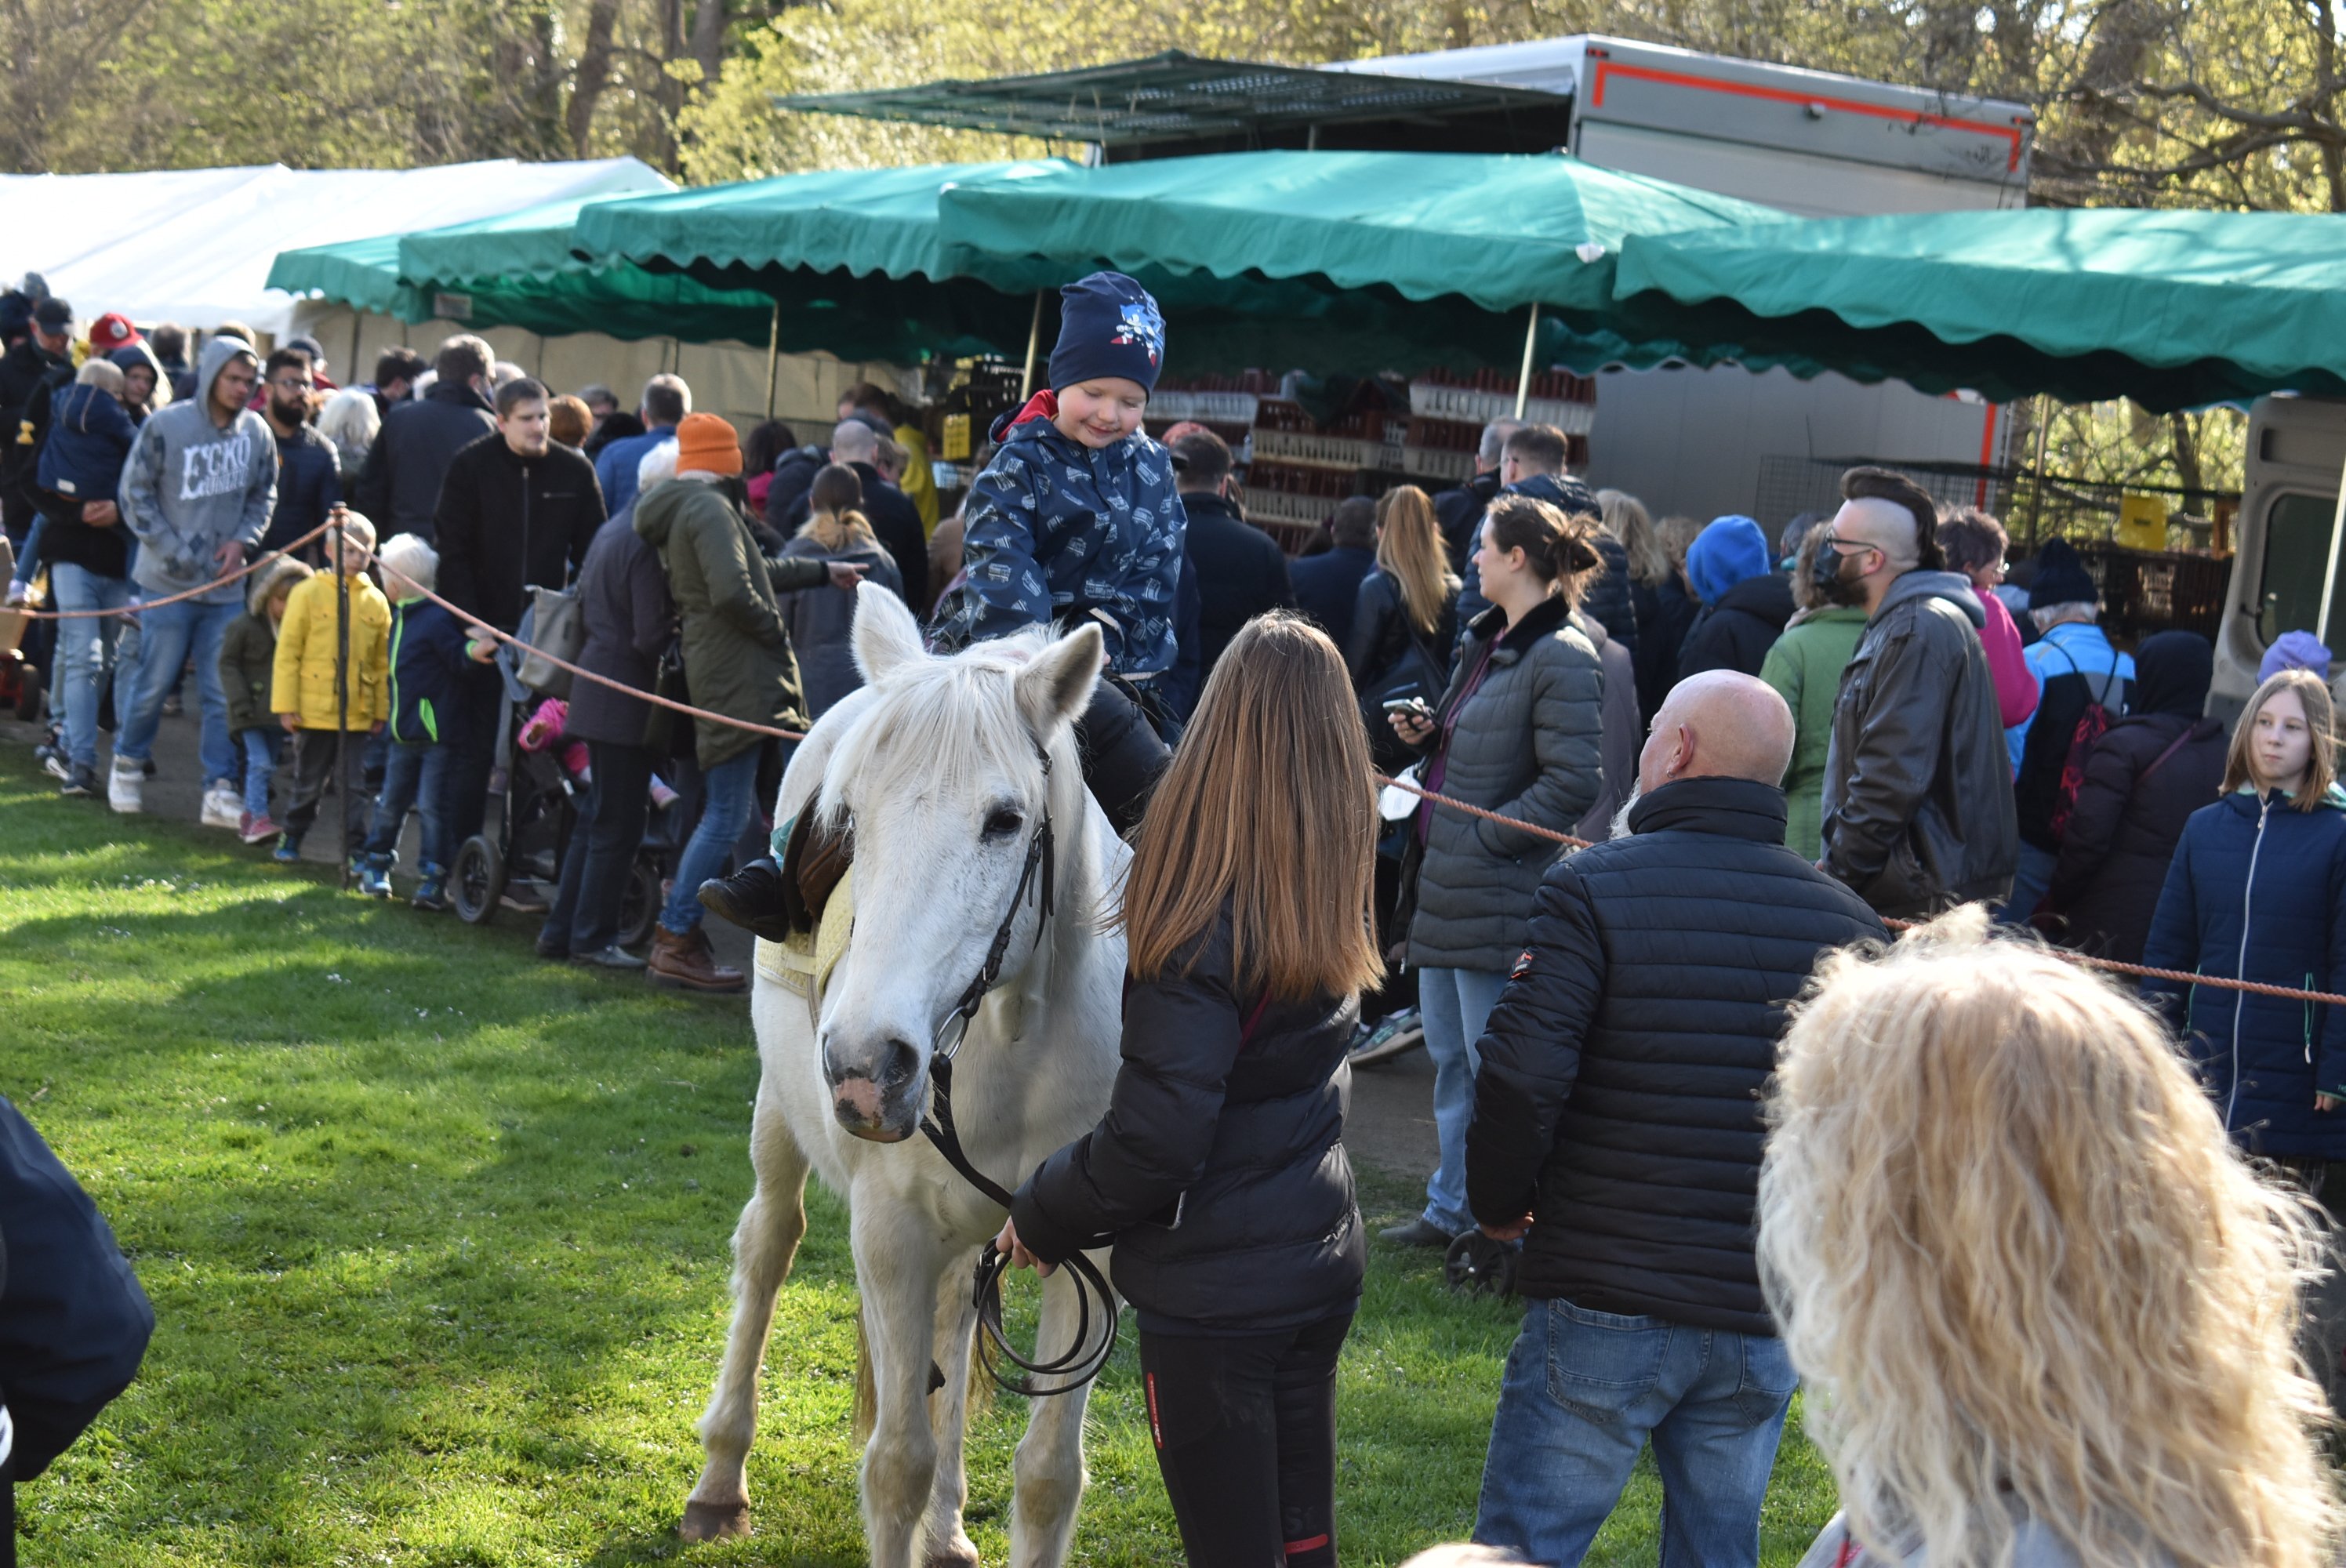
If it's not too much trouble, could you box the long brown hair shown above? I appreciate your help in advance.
[1483,495,1600,608]
[2223,667,2339,809]
[1374,485,1458,637]
[798,461,877,553]
[1120,614,1384,1001]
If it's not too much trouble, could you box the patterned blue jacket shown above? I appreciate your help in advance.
[933,394,1186,676]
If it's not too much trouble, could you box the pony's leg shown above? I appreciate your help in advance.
[921,1246,982,1568]
[681,1094,812,1541]
[1007,1254,1111,1568]
[856,1207,949,1568]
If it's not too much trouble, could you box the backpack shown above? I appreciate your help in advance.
[2045,641,2123,844]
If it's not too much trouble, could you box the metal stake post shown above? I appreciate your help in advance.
[764,301,781,419]
[1513,303,1541,419]
[1019,290,1046,400]
[332,511,351,890]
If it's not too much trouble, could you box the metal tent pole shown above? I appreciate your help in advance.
[332,511,351,891]
[764,301,781,419]
[1019,290,1045,400]
[2315,445,2346,653]
[1513,303,1541,419]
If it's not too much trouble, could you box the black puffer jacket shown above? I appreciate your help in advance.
[2040,713,2226,963]
[1467,778,1887,1333]
[1821,570,2019,916]
[1011,909,1364,1336]
[354,379,498,543]
[1676,572,1794,681]
[1342,571,1457,695]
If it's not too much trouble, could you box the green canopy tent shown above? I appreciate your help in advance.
[1609,207,2346,412]
[927,149,1793,383]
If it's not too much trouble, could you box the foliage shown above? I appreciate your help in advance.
[0,748,1836,1565]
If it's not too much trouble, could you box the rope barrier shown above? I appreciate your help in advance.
[9,517,343,619]
[21,528,2341,1010]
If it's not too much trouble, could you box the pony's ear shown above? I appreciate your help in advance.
[1015,622,1104,742]
[851,579,926,684]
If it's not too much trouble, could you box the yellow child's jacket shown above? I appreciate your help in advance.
[271,571,392,730]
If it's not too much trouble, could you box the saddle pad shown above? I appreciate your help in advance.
[754,872,855,997]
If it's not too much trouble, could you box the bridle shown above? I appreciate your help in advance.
[913,741,1119,1397]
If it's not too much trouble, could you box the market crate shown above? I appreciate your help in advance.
[1253,427,1382,471]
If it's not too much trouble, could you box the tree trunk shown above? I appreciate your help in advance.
[567,0,620,155]
[692,0,727,93]
[2169,411,2205,510]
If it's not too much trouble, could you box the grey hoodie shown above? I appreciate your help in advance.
[120,336,277,604]
[1878,567,1985,629]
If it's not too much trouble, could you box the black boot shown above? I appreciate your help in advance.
[698,857,795,942]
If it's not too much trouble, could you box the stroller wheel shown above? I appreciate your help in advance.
[616,855,663,953]
[1444,1231,1520,1298]
[452,835,505,925]
[12,659,42,723]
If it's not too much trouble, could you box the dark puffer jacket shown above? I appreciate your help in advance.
[1343,571,1457,695]
[1820,570,2018,916]
[1404,596,1605,973]
[2039,713,2225,963]
[565,506,674,750]
[1467,778,1887,1333]
[1011,909,1364,1336]
[354,379,497,543]
[1676,571,1794,681]
[2142,787,2346,1159]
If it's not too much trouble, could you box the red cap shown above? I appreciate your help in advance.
[86,313,140,352]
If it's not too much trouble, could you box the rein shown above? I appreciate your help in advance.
[915,742,1120,1398]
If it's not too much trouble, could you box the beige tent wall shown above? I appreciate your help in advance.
[292,303,917,437]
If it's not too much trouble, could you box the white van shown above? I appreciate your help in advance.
[2214,396,2346,721]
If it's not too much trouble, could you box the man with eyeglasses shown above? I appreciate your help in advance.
[1816,466,2017,917]
[257,347,340,561]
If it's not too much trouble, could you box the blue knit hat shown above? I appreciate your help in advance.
[2028,539,2097,612]
[2261,629,2333,684]
[1685,515,1773,607]
[1048,272,1166,395]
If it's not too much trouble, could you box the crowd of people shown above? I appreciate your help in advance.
[5,269,2345,1568]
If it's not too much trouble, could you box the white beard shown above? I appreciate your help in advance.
[1609,784,1642,841]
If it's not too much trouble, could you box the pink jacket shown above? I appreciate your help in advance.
[1977,589,2038,731]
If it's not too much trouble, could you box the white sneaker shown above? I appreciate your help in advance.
[107,756,144,814]
[200,782,242,830]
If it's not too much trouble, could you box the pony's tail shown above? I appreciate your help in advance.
[850,1303,993,1446]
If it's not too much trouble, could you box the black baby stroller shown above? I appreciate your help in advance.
[449,632,674,948]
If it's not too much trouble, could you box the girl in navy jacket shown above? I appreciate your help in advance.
[2142,667,2346,1159]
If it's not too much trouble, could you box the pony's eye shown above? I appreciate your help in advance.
[983,808,1025,839]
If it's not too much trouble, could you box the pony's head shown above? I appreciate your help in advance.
[812,583,1102,1142]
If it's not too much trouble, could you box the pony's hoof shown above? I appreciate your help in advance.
[924,1541,981,1568]
[679,1499,753,1541]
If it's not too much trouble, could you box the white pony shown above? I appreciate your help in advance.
[681,584,1129,1568]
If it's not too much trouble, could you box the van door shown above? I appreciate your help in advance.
[2214,397,2346,720]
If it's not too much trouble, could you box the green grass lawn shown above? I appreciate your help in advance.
[0,746,1836,1566]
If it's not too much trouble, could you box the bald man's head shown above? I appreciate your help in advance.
[1832,495,1921,571]
[1638,670,1796,793]
[831,419,878,464]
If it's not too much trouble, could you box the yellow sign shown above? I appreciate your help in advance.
[941,412,971,461]
[2115,493,2169,552]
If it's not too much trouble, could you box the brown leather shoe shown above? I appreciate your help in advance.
[647,924,747,994]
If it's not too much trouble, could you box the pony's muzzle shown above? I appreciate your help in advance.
[823,1033,922,1142]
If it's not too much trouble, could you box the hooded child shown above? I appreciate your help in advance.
[219,556,314,844]
[357,533,469,907]
[270,512,390,868]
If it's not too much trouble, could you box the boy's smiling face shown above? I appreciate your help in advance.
[1053,379,1148,449]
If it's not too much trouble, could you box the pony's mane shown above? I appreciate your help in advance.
[816,627,1059,826]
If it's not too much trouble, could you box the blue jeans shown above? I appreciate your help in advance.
[239,728,282,818]
[660,747,759,935]
[365,742,452,869]
[1476,1298,1796,1568]
[116,594,241,787]
[1996,839,2058,926]
[48,564,131,770]
[1418,965,1509,1234]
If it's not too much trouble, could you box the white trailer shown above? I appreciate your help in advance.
[2221,398,2346,717]
[1338,36,2033,524]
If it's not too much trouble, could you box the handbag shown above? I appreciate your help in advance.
[641,632,691,757]
[514,584,586,698]
[1360,627,1447,775]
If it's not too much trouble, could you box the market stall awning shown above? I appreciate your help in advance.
[1610,207,2346,410]
[772,49,1575,154]
[267,197,778,347]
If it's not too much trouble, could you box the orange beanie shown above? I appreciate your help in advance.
[674,412,742,477]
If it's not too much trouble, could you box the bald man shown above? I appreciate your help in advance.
[1462,670,1886,1568]
[1816,466,2017,916]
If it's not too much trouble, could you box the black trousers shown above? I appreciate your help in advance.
[283,728,369,854]
[542,739,655,955]
[1138,1312,1352,1568]
[441,660,506,847]
[1074,676,1174,839]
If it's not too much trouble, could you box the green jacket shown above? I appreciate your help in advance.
[1760,606,1868,862]
[633,476,823,768]
[216,556,313,735]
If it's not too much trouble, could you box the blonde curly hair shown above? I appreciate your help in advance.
[1759,908,2339,1568]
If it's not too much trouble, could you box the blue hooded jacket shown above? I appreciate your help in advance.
[2141,785,2346,1158]
[931,392,1186,676]
[384,597,468,745]
[35,381,137,507]
[1683,516,1771,606]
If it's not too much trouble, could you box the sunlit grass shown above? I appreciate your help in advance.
[0,747,1833,1565]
